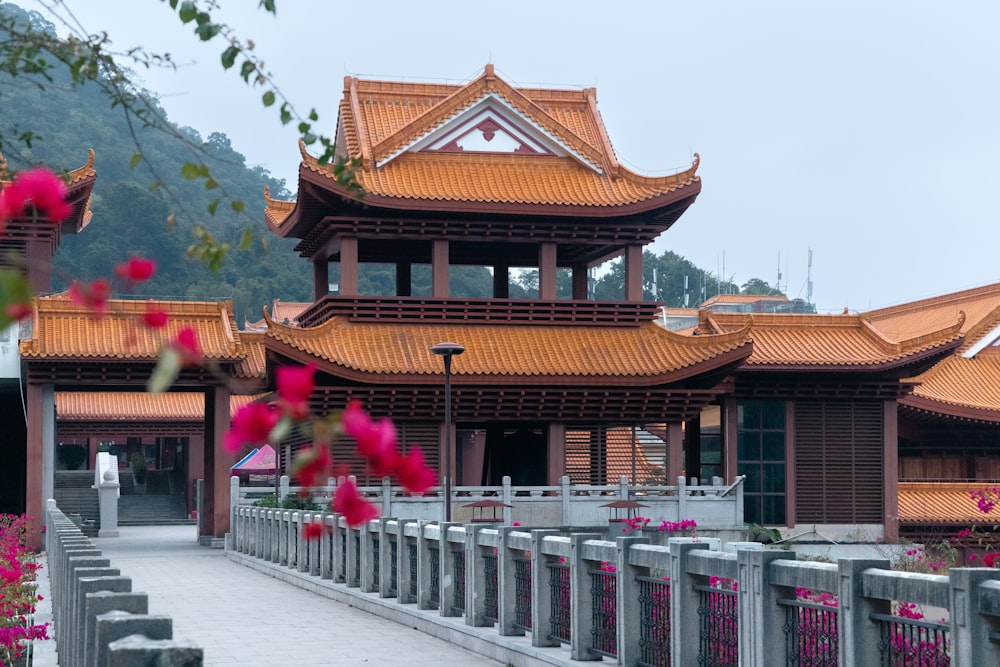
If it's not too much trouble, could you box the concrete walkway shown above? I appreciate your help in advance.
[43,525,504,667]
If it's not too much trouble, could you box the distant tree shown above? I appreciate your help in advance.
[741,278,783,296]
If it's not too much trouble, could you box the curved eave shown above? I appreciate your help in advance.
[739,336,962,375]
[269,161,701,240]
[266,335,751,388]
[898,395,1000,425]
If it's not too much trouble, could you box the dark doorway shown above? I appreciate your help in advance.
[482,424,547,485]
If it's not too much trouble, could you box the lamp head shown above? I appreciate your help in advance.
[431,342,465,357]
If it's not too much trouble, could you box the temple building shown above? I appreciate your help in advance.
[8,67,1000,550]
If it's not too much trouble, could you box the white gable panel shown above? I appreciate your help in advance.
[379,93,602,173]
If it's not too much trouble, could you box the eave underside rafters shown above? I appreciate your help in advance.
[57,420,205,438]
[25,362,234,388]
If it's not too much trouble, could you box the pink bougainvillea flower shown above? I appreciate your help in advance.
[115,256,156,285]
[142,302,169,329]
[291,443,331,488]
[171,326,203,366]
[275,363,315,419]
[0,167,71,223]
[68,278,111,318]
[332,478,379,527]
[342,400,399,475]
[984,552,1000,568]
[394,447,435,494]
[303,521,324,541]
[224,402,280,453]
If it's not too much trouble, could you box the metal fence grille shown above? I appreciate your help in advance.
[451,548,466,615]
[696,582,738,666]
[429,546,440,609]
[873,612,951,666]
[637,575,671,667]
[548,562,571,644]
[590,568,617,657]
[389,537,398,596]
[514,555,532,631]
[483,552,498,623]
[780,599,838,666]
[408,542,417,598]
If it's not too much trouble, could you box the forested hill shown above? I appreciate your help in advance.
[0,2,310,323]
[1,2,805,321]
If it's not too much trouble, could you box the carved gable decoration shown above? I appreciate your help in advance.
[397,95,599,172]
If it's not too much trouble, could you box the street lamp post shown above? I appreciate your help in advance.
[431,342,465,522]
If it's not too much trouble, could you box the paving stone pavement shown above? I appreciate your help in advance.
[49,525,505,667]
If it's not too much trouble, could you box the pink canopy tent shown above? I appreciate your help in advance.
[231,444,276,475]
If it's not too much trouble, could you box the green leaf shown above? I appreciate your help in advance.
[279,103,292,125]
[230,200,245,213]
[260,0,277,14]
[261,90,276,107]
[205,177,218,190]
[308,108,319,122]
[196,22,222,41]
[129,153,142,169]
[297,121,310,134]
[148,348,181,394]
[240,60,256,82]
[221,46,239,69]
[302,132,316,145]
[239,228,254,250]
[178,1,198,23]
[207,198,219,215]
[181,162,202,180]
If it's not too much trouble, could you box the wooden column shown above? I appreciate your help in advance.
[493,263,509,298]
[396,261,412,297]
[724,399,738,482]
[538,243,557,300]
[25,383,45,548]
[339,236,359,296]
[432,240,449,298]
[547,423,566,484]
[623,244,643,301]
[684,414,701,482]
[571,264,589,300]
[312,257,329,301]
[882,399,899,541]
[203,384,233,540]
[667,422,684,483]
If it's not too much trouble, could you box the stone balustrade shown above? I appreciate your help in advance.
[44,500,203,666]
[230,503,1000,666]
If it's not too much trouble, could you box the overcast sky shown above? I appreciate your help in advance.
[24,1,1000,314]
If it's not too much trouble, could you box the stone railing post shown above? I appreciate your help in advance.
[382,477,392,516]
[278,511,289,566]
[570,532,603,661]
[346,523,361,587]
[97,469,120,538]
[669,537,710,667]
[530,529,561,647]
[497,526,524,637]
[331,516,345,583]
[616,535,649,665]
[378,518,394,597]
[94,610,172,667]
[737,547,797,666]
[560,476,571,525]
[228,475,240,549]
[735,477,744,524]
[72,572,129,667]
[84,591,149,667]
[838,558,891,667]
[360,519,377,593]
[438,522,461,617]
[502,476,513,525]
[464,523,490,626]
[950,568,1000,666]
[676,476,687,518]
[279,474,290,502]
[416,520,435,610]
[394,519,415,603]
[320,513,334,579]
[107,636,203,666]
[619,476,629,500]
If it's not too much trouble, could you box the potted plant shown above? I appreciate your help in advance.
[130,452,148,494]
[57,444,86,470]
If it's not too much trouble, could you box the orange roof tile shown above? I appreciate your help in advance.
[700,294,789,307]
[695,311,963,368]
[605,427,661,485]
[270,299,310,326]
[866,282,1000,351]
[20,295,245,362]
[898,482,1000,524]
[267,66,700,219]
[265,315,750,384]
[233,331,267,380]
[56,392,260,420]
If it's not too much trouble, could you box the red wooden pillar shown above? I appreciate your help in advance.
[667,422,684,483]
[493,263,509,298]
[538,243,557,300]
[202,384,233,540]
[312,256,329,301]
[623,244,643,301]
[432,240,449,298]
[25,383,45,548]
[547,423,566,484]
[571,264,589,300]
[339,237,359,296]
[882,399,899,541]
